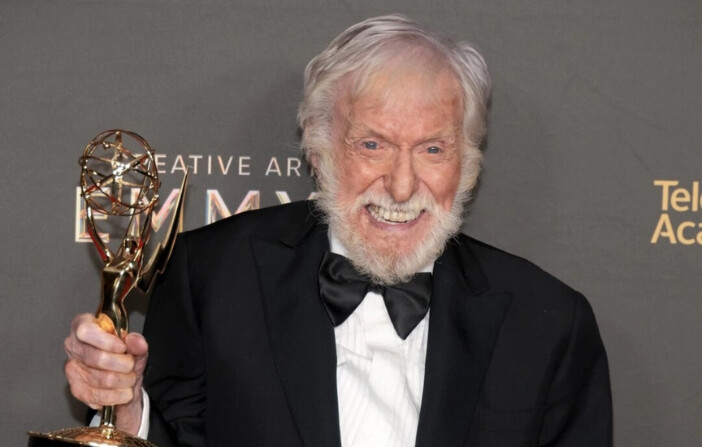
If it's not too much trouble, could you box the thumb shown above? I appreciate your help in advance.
[124,332,149,373]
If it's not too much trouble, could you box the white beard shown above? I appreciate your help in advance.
[316,187,467,286]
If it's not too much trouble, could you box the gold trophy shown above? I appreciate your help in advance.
[28,130,188,447]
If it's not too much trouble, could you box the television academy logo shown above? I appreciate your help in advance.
[651,180,702,245]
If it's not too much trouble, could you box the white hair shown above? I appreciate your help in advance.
[298,14,491,198]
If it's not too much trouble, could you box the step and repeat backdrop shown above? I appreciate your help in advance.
[1,1,699,446]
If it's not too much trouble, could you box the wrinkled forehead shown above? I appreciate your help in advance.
[337,44,463,118]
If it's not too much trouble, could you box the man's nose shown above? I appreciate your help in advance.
[385,150,419,203]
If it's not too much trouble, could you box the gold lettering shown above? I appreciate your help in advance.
[275,191,291,204]
[77,188,319,235]
[150,189,181,232]
[205,190,261,224]
[654,180,678,211]
[234,190,260,214]
[676,221,696,245]
[650,213,676,244]
[206,189,232,224]
[671,188,690,212]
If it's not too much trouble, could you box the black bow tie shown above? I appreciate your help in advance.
[318,251,432,340]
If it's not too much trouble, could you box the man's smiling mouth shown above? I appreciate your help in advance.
[366,204,423,224]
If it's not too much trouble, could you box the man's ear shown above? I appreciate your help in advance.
[308,153,320,179]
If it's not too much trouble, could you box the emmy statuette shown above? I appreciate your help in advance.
[28,130,188,447]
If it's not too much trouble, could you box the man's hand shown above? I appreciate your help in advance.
[64,313,148,436]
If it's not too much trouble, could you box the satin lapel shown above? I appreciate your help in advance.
[415,239,513,447]
[251,222,341,447]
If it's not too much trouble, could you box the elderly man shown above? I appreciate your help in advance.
[65,14,612,447]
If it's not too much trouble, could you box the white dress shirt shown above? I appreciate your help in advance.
[331,235,431,447]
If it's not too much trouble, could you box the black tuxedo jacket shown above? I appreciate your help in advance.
[143,201,612,446]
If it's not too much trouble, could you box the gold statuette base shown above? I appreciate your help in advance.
[27,427,157,447]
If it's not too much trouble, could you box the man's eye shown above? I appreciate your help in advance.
[427,146,441,154]
[362,141,379,150]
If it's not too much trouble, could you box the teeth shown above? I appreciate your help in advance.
[368,204,421,223]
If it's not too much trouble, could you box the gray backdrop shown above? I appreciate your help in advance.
[1,0,700,446]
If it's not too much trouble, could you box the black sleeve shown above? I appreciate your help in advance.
[538,294,613,446]
[143,233,207,447]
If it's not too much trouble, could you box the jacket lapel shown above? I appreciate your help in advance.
[415,238,513,447]
[251,209,341,447]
